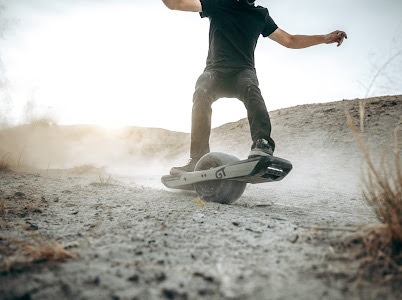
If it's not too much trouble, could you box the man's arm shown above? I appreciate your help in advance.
[269,28,347,49]
[162,0,202,12]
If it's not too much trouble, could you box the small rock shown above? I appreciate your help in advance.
[254,202,273,207]
[287,234,299,243]
[162,289,187,300]
[26,221,38,231]
[128,274,139,282]
[14,191,25,198]
[245,227,263,234]
[156,272,167,282]
[192,213,205,223]
[63,241,80,249]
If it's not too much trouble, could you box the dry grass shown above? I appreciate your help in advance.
[346,101,402,282]
[0,192,43,219]
[22,199,42,215]
[28,117,57,127]
[0,196,5,216]
[1,240,75,272]
[340,225,402,284]
[70,163,104,175]
[0,190,6,217]
[347,112,402,240]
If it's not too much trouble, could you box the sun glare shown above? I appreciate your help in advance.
[4,3,209,131]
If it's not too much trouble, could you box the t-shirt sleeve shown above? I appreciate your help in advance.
[200,0,223,18]
[199,0,210,18]
[261,12,278,37]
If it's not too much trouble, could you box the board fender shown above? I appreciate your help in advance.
[161,155,292,189]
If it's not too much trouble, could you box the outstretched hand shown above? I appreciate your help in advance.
[325,30,348,47]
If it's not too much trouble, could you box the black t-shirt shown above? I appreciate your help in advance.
[200,0,278,70]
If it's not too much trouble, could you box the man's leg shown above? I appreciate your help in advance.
[170,70,219,174]
[190,70,219,159]
[236,69,275,153]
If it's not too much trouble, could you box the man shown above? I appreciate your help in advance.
[162,0,347,174]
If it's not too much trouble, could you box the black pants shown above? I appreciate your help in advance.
[190,68,275,159]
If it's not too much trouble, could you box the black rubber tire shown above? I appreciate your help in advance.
[194,152,247,204]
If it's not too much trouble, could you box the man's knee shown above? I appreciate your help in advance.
[241,83,263,102]
[193,88,214,107]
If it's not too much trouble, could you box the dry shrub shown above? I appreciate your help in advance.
[90,174,116,186]
[1,240,75,272]
[346,101,402,282]
[99,174,114,185]
[363,132,402,241]
[0,153,11,172]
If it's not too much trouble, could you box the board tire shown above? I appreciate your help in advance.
[194,152,247,204]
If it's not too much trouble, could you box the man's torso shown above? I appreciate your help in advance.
[200,0,278,70]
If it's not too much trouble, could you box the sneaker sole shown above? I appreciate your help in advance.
[169,167,195,175]
[248,149,273,158]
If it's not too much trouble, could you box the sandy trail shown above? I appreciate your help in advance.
[0,169,372,300]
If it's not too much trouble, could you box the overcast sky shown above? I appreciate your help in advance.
[1,0,401,131]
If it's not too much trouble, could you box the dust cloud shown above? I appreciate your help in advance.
[0,96,400,195]
[0,123,189,178]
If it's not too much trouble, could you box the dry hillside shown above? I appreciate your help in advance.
[0,95,401,300]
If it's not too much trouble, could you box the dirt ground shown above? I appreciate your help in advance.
[0,95,401,299]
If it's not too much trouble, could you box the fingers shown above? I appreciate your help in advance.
[335,31,347,47]
[325,30,347,46]
[337,34,343,47]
